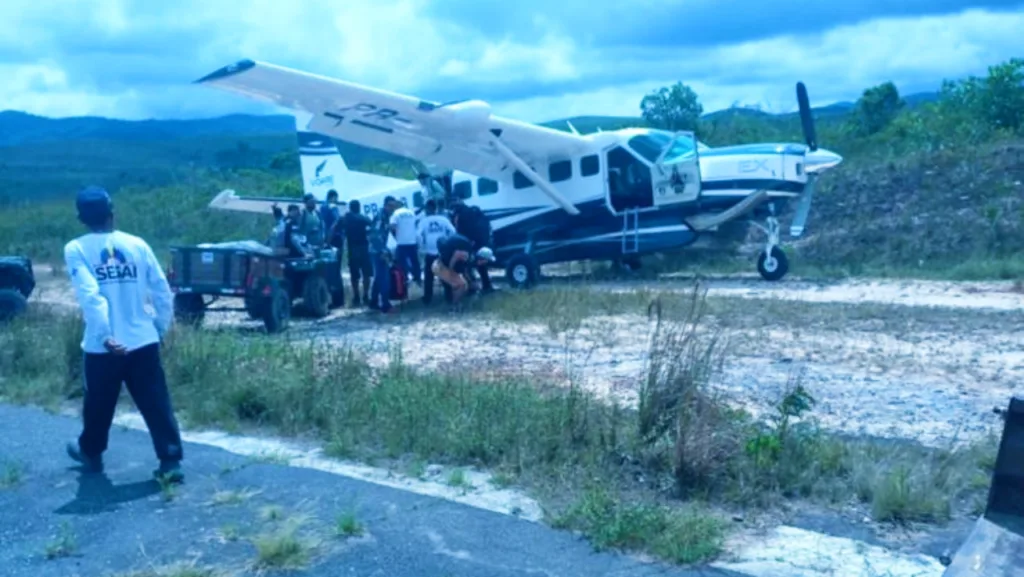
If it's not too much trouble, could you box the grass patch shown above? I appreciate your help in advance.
[335,511,365,538]
[0,460,23,489]
[252,517,317,571]
[209,488,261,506]
[43,521,77,560]
[114,560,229,577]
[1,290,998,566]
[553,487,727,565]
[259,505,285,522]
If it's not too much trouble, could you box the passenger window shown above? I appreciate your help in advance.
[580,154,599,177]
[413,191,424,209]
[478,178,499,196]
[513,170,533,189]
[453,180,472,199]
[549,160,572,182]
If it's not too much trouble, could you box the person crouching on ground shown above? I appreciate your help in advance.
[433,232,496,309]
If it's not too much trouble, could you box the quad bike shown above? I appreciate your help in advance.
[0,256,35,323]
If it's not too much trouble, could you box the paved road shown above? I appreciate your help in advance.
[0,403,739,577]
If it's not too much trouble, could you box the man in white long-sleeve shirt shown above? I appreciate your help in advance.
[63,186,184,484]
[416,199,455,305]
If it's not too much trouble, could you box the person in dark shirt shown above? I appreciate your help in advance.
[340,199,373,306]
[433,233,495,307]
[450,202,495,293]
[283,204,312,258]
[368,197,399,314]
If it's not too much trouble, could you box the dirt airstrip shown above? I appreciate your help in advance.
[30,266,1023,448]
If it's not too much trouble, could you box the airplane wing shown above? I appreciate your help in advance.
[195,60,590,215]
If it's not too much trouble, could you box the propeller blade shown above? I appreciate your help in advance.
[796,82,818,152]
[789,176,816,238]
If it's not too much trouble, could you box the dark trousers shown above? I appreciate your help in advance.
[80,343,183,463]
[477,265,493,291]
[423,254,437,304]
[395,244,421,283]
[348,248,372,304]
[329,236,345,304]
[370,255,392,312]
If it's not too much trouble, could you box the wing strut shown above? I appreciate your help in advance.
[684,188,769,232]
[487,134,580,216]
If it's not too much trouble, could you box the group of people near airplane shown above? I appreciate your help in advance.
[268,189,497,314]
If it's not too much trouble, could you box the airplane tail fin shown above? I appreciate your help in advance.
[294,114,417,200]
[296,115,348,200]
[207,115,419,216]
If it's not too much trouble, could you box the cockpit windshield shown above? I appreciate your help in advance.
[626,130,697,164]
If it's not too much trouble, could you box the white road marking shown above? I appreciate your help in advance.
[110,411,544,522]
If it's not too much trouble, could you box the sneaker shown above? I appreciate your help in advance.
[153,460,184,484]
[66,440,103,472]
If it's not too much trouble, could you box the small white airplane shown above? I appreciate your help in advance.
[199,59,843,286]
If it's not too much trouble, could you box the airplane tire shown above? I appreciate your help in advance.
[0,289,28,323]
[302,275,331,318]
[173,293,205,326]
[263,286,291,333]
[505,254,538,290]
[757,246,789,281]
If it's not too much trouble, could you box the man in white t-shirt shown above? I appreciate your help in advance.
[416,199,455,305]
[388,198,421,287]
[62,186,185,484]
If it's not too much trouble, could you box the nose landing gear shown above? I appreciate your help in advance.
[754,216,789,281]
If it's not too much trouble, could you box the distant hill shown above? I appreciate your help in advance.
[0,90,939,147]
[0,90,940,202]
[0,111,295,147]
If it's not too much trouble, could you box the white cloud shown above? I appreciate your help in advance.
[0,2,1021,123]
[495,8,1024,123]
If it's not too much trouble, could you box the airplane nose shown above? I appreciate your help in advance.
[805,148,843,172]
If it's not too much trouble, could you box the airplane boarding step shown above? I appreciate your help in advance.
[943,396,1024,576]
[621,208,640,255]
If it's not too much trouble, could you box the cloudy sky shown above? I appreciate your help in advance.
[2,0,1022,123]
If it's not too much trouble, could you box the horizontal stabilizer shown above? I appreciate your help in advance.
[209,189,287,215]
[685,188,769,232]
[943,396,1024,575]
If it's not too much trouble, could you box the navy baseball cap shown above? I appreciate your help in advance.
[76,185,113,226]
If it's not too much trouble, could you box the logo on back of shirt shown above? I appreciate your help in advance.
[95,240,137,282]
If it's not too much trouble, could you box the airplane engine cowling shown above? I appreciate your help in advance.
[431,100,492,132]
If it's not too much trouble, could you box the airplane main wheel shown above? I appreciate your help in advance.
[505,254,538,290]
[757,246,789,281]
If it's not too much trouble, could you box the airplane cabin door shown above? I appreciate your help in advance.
[652,131,702,208]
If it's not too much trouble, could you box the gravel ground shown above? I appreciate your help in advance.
[30,269,1024,447]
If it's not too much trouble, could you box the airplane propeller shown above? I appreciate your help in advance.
[791,81,820,237]
[795,82,817,153]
